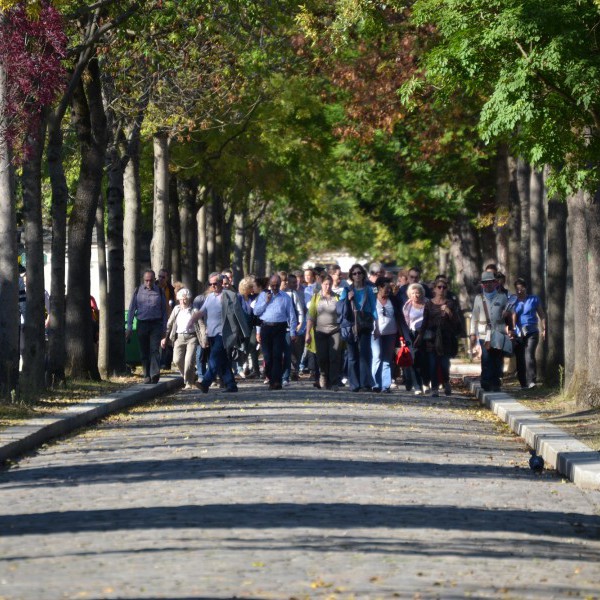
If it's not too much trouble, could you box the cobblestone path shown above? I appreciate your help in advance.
[1,382,599,599]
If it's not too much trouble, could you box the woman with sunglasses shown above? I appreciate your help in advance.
[416,277,460,396]
[372,277,405,393]
[337,263,376,391]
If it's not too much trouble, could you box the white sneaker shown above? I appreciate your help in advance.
[414,388,423,396]
[282,380,290,387]
[341,377,348,385]
[390,382,398,389]
[264,377,270,385]
[528,382,536,389]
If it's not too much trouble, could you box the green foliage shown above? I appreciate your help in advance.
[412,0,600,194]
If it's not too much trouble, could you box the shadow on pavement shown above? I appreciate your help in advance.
[1,502,598,540]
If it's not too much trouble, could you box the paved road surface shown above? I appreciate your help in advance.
[1,382,599,599]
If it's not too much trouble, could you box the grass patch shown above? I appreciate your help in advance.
[0,374,139,430]
[506,380,600,451]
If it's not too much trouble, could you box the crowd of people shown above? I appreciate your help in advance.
[125,262,547,396]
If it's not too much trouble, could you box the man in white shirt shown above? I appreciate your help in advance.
[189,273,249,393]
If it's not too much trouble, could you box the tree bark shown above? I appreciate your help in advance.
[507,156,522,285]
[65,59,106,380]
[253,228,267,277]
[150,132,170,275]
[197,203,207,287]
[233,211,245,283]
[449,215,481,309]
[45,117,67,387]
[95,194,108,378]
[104,104,127,376]
[123,124,142,307]
[494,144,510,273]
[178,177,198,292]
[169,173,181,281]
[0,63,20,398]
[565,190,589,392]
[517,158,531,282]
[529,167,545,299]
[214,191,224,272]
[205,191,216,274]
[545,191,567,387]
[586,189,600,393]
[20,116,48,398]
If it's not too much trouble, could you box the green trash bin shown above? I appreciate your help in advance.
[124,310,141,365]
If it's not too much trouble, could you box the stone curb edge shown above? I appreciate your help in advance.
[0,375,183,464]
[465,377,600,491]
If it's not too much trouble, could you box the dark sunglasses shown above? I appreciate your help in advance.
[209,282,220,287]
[351,271,363,276]
[436,285,447,289]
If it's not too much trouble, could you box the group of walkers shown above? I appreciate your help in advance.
[125,261,547,396]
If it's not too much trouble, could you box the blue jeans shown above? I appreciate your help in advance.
[372,333,396,390]
[196,345,207,380]
[347,332,374,391]
[479,340,503,390]
[203,334,236,390]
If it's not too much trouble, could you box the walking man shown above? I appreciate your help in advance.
[126,269,167,384]
[189,273,250,393]
[254,274,298,390]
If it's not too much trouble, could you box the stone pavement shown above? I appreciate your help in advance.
[1,381,600,599]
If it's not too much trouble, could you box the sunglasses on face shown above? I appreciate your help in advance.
[351,271,362,276]
[437,285,447,289]
[209,282,220,287]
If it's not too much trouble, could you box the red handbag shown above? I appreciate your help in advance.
[395,336,413,367]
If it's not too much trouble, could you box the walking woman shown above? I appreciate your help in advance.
[305,275,341,390]
[162,288,201,390]
[416,278,460,396]
[371,277,404,393]
[338,263,376,392]
[510,278,547,389]
[403,282,429,395]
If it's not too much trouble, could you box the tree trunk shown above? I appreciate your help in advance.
[243,218,253,276]
[123,124,142,307]
[65,60,105,380]
[178,177,198,292]
[0,63,20,398]
[197,203,207,287]
[223,203,234,271]
[529,168,545,298]
[46,117,67,387]
[517,158,531,282]
[150,132,170,275]
[20,117,47,398]
[545,190,567,387]
[104,112,126,375]
[566,190,589,392]
[586,189,600,393]
[507,156,522,285]
[233,211,245,283]
[169,173,181,281]
[214,191,224,272]
[449,215,481,309]
[205,191,216,274]
[95,194,108,378]
[253,229,267,277]
[494,144,510,273]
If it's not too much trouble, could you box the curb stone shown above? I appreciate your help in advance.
[466,377,600,491]
[0,374,183,464]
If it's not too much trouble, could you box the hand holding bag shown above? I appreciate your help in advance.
[395,336,413,367]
